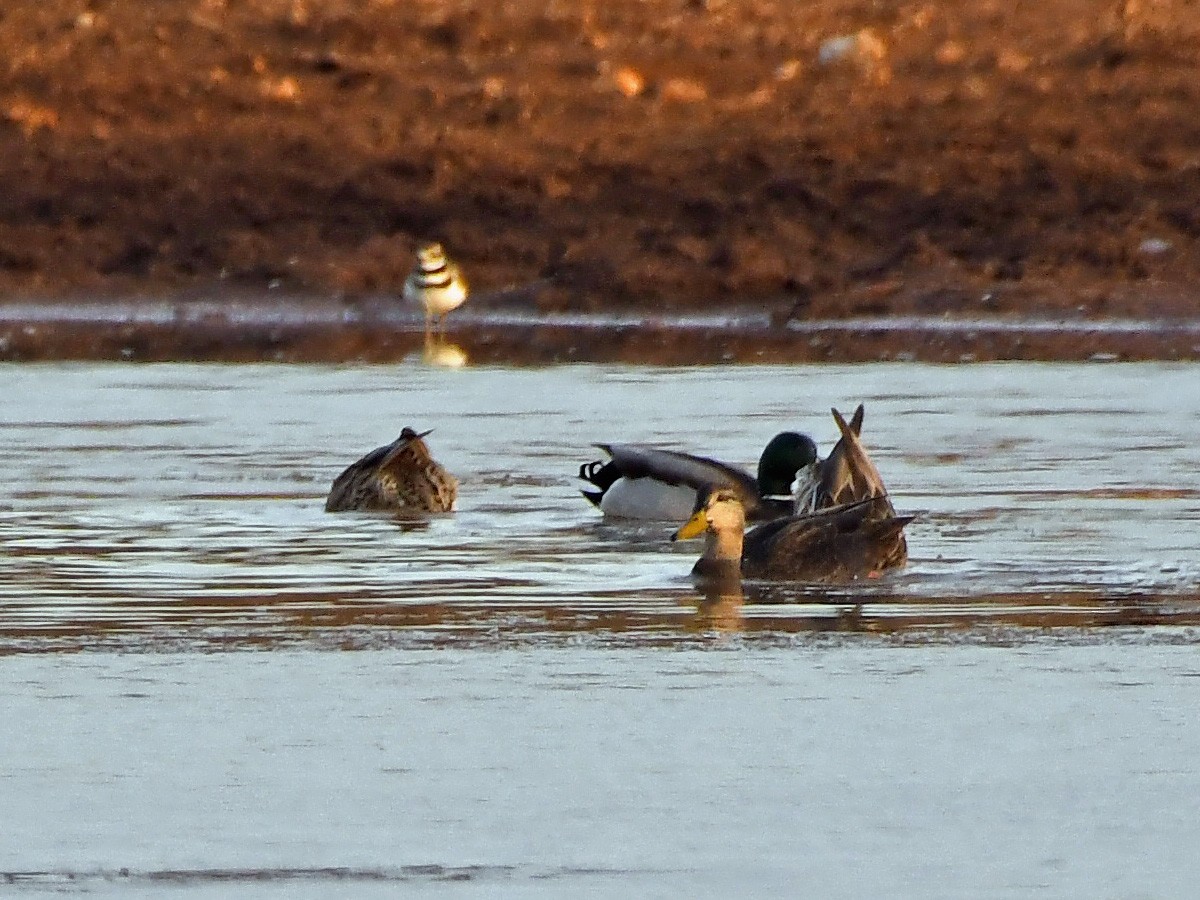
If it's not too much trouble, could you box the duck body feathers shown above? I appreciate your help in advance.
[739,496,911,582]
[581,444,764,521]
[580,435,812,523]
[593,473,713,522]
[672,405,911,583]
[325,427,457,514]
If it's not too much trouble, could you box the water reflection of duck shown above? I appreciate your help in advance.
[692,581,746,633]
[578,432,819,522]
[673,489,912,583]
[325,427,457,513]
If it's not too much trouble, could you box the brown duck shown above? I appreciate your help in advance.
[671,405,911,582]
[672,489,912,583]
[325,427,457,513]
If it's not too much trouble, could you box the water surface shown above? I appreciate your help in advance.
[2,361,1199,897]
[2,362,1197,647]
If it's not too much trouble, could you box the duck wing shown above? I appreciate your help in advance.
[325,442,394,511]
[744,496,877,557]
[580,444,760,508]
[743,497,912,581]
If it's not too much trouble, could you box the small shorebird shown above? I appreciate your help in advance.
[403,242,468,339]
[325,427,458,513]
[673,490,912,583]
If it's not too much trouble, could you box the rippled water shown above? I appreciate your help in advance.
[3,361,1200,896]
[3,361,1198,647]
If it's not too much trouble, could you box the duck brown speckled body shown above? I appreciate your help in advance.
[671,406,911,582]
[673,490,912,583]
[325,427,457,513]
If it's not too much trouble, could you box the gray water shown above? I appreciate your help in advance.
[3,362,1199,897]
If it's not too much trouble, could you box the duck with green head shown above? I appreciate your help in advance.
[579,431,819,523]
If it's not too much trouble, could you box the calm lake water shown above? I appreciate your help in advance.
[3,361,1199,897]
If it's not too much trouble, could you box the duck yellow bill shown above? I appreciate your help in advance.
[672,509,708,542]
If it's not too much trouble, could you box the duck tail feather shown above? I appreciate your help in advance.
[579,459,621,492]
[825,406,891,509]
[849,403,865,435]
[865,513,916,539]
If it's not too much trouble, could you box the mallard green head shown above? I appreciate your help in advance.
[757,432,818,497]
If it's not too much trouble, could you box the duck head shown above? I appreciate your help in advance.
[673,488,748,580]
[757,432,819,497]
[672,488,747,542]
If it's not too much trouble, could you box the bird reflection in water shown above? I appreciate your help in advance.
[421,334,469,368]
[387,517,433,533]
[690,576,746,633]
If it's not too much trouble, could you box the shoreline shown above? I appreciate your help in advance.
[3,297,1197,364]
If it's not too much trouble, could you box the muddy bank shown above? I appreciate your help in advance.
[1,0,1199,329]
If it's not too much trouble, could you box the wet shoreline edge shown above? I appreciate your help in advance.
[2,299,1199,364]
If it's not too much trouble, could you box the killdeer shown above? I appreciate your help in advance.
[403,242,468,339]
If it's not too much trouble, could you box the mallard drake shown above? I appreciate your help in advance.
[579,431,819,522]
[672,489,912,583]
[325,427,457,513]
[403,242,468,339]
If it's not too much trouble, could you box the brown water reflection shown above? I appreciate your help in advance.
[2,361,1199,653]
[4,590,1194,655]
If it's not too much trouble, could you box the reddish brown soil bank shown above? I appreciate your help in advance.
[1,1,1198,330]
